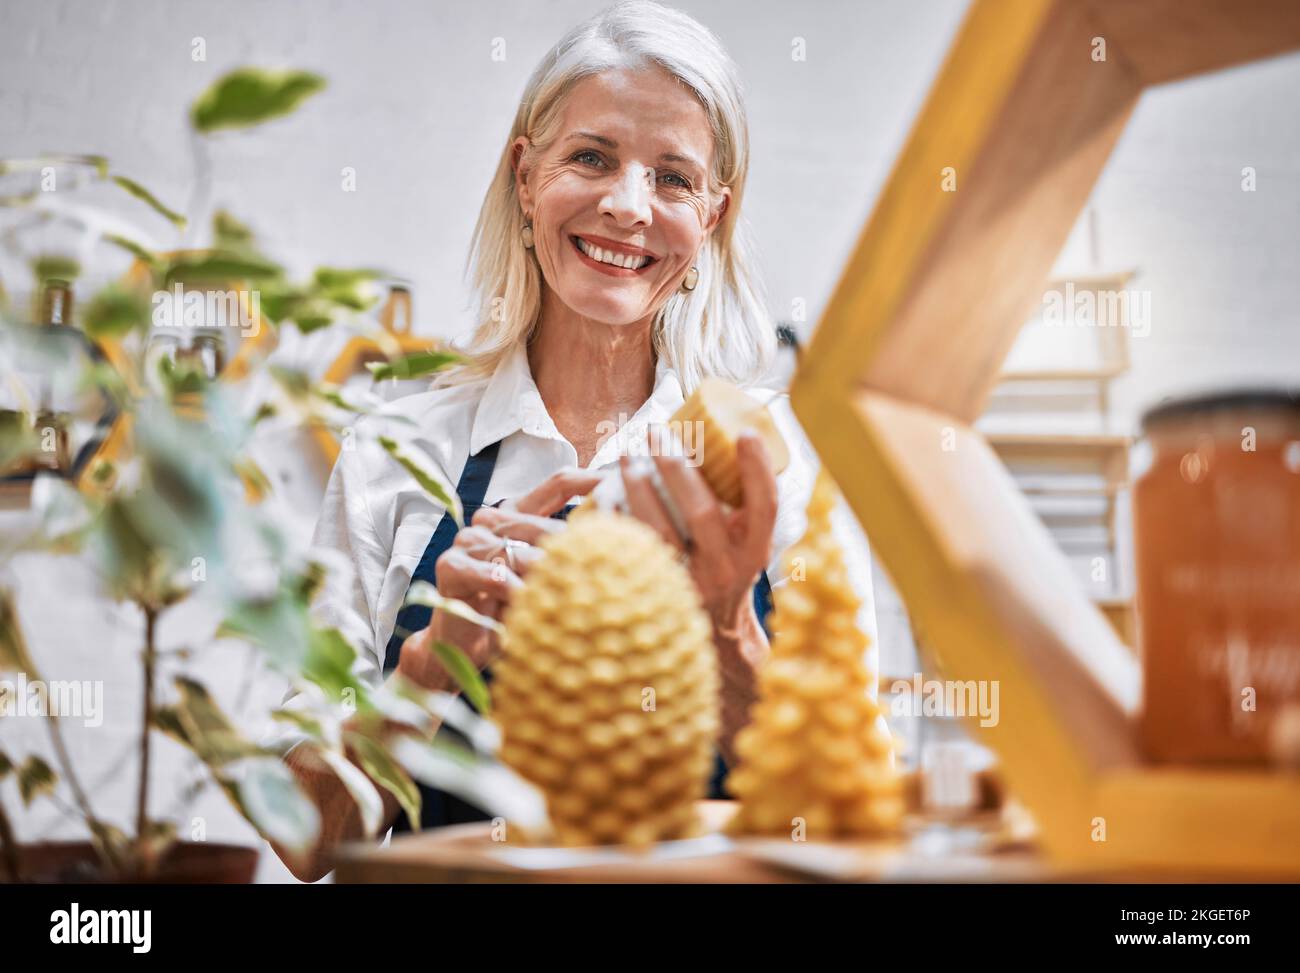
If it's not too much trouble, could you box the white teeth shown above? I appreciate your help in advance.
[577,237,649,270]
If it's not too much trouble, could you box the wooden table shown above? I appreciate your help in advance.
[334,801,1061,884]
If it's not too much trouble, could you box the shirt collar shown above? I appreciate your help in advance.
[468,341,684,464]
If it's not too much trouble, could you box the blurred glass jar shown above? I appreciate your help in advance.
[1134,390,1300,764]
[191,329,226,380]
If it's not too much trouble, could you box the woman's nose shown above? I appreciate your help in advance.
[599,163,654,227]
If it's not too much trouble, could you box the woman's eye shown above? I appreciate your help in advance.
[572,150,603,167]
[659,171,691,190]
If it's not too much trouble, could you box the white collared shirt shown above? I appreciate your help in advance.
[298,341,879,714]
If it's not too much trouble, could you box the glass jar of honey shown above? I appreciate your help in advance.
[1134,390,1300,764]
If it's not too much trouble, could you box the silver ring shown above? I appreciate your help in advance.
[502,537,524,574]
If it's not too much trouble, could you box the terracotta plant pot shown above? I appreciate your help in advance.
[5,841,259,884]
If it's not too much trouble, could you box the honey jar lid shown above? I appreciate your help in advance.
[1140,387,1300,434]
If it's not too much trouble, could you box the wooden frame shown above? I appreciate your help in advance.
[308,284,438,469]
[83,254,278,497]
[791,0,1300,874]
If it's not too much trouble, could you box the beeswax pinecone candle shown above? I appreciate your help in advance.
[494,510,720,847]
[727,469,904,837]
[670,378,790,507]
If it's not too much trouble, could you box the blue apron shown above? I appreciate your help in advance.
[381,438,774,831]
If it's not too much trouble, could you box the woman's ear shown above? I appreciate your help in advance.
[511,136,535,217]
[705,187,731,235]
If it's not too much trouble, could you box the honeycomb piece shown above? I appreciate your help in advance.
[670,378,790,506]
[495,510,719,847]
[728,469,905,839]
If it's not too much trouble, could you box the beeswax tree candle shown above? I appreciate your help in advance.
[727,469,904,838]
[494,510,719,847]
[670,377,790,507]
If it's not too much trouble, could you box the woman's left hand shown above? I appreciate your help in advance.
[620,424,778,630]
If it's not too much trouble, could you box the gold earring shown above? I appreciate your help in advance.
[682,265,699,291]
[521,223,535,249]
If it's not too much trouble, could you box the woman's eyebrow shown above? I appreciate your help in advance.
[565,131,704,173]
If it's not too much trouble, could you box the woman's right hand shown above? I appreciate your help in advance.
[395,467,604,691]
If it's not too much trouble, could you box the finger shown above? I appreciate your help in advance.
[452,525,545,579]
[435,545,523,603]
[472,505,564,544]
[619,453,683,551]
[453,524,508,560]
[648,425,730,558]
[513,468,605,517]
[734,431,779,567]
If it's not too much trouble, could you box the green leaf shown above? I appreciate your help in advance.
[271,709,325,741]
[289,561,328,606]
[102,234,160,269]
[17,755,56,805]
[191,68,326,134]
[303,627,366,704]
[404,580,504,636]
[163,250,283,287]
[348,733,422,833]
[216,595,310,674]
[255,281,309,325]
[391,736,547,830]
[0,410,38,473]
[82,283,152,339]
[155,353,209,400]
[315,384,365,414]
[316,746,383,838]
[88,819,132,872]
[378,436,461,527]
[233,455,272,501]
[111,175,187,228]
[98,495,162,601]
[0,586,39,676]
[212,210,256,253]
[140,819,178,861]
[367,350,461,382]
[150,705,189,740]
[30,254,80,285]
[227,757,320,853]
[430,642,490,715]
[313,267,381,290]
[292,313,333,334]
[170,677,271,766]
[387,676,500,752]
[269,364,312,400]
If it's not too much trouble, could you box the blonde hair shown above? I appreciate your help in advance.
[445,0,774,393]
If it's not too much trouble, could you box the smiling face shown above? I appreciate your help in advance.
[513,66,729,327]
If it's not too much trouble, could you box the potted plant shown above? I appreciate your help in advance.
[0,67,538,883]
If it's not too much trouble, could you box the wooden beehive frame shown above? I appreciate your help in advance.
[792,0,1300,874]
[309,284,438,469]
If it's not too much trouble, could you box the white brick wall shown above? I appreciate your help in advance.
[3,0,1297,881]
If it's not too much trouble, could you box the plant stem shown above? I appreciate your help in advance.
[41,696,118,875]
[135,603,158,875]
[4,583,117,875]
[0,799,20,882]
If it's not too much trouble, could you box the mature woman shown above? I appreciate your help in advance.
[276,0,877,881]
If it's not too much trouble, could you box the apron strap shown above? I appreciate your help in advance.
[382,440,501,674]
